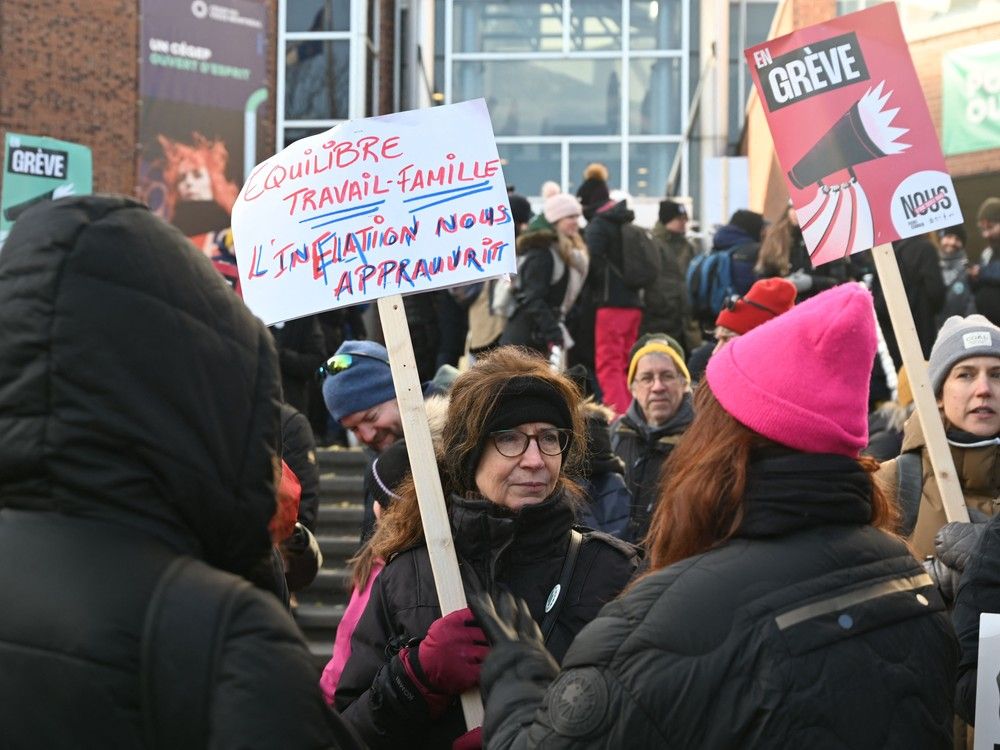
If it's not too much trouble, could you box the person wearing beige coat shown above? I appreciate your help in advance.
[874,314,1000,559]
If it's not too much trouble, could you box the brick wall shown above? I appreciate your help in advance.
[0,0,139,195]
[0,0,278,197]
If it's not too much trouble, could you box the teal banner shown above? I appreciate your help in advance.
[1,132,92,249]
[942,41,1000,156]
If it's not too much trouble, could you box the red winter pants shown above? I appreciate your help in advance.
[594,307,642,416]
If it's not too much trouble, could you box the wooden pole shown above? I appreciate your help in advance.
[871,243,969,524]
[377,294,484,729]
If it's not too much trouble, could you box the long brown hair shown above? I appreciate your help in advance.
[755,206,795,277]
[350,346,586,587]
[644,383,898,572]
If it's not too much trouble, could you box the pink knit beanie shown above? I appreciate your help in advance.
[543,193,581,224]
[705,283,876,457]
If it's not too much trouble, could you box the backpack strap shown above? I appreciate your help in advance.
[896,451,924,537]
[539,529,584,645]
[141,556,245,750]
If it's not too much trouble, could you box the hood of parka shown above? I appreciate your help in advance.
[0,195,280,576]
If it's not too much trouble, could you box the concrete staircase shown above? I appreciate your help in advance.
[293,446,367,672]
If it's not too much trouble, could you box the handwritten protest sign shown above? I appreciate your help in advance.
[231,98,515,325]
[744,3,962,267]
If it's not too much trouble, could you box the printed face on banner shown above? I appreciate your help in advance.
[745,3,962,266]
[231,99,516,325]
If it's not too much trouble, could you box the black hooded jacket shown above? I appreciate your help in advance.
[480,454,958,749]
[583,200,643,309]
[0,196,356,749]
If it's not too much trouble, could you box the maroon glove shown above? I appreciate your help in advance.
[453,726,482,750]
[402,607,490,696]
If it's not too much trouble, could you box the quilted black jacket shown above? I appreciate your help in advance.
[480,454,958,749]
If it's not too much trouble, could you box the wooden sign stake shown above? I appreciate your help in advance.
[871,243,969,524]
[377,294,484,729]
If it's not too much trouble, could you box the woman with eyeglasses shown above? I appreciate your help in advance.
[334,346,639,750]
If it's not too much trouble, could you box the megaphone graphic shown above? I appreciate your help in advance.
[788,82,910,189]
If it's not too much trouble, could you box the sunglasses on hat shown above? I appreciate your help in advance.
[723,294,780,317]
[316,352,391,380]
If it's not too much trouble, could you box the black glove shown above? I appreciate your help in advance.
[280,523,322,592]
[924,520,988,604]
[469,591,559,694]
[935,520,987,573]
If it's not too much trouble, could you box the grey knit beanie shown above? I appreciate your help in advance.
[928,315,1000,394]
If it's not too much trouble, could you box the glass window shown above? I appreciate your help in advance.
[286,0,351,32]
[453,1,563,53]
[631,0,683,50]
[497,143,562,198]
[629,142,677,198]
[285,40,350,120]
[569,0,622,51]
[283,126,331,149]
[453,59,622,136]
[569,143,621,195]
[630,57,683,135]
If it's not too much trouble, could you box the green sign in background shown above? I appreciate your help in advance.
[0,132,92,249]
[942,40,1000,156]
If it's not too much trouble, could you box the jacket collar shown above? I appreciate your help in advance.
[449,491,574,577]
[735,452,873,539]
[622,391,694,441]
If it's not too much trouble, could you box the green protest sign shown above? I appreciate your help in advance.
[942,41,1000,156]
[1,133,93,249]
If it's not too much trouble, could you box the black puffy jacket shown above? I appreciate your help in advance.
[335,492,639,749]
[0,196,357,749]
[480,454,958,749]
[501,230,569,352]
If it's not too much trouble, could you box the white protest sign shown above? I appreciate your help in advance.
[975,613,1000,749]
[231,98,516,325]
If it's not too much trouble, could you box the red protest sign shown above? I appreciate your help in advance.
[745,3,962,266]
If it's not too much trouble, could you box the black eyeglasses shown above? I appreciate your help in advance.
[489,428,572,458]
[723,294,780,316]
[316,352,390,380]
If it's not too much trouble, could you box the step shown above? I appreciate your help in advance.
[318,533,363,560]
[305,566,353,598]
[294,602,347,632]
[314,502,365,538]
[317,446,368,471]
[319,472,365,499]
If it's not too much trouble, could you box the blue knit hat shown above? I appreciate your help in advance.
[322,340,395,422]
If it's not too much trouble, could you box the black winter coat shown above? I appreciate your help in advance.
[611,393,694,541]
[501,230,569,352]
[952,507,1000,723]
[335,492,639,749]
[874,237,947,366]
[583,200,643,309]
[640,225,691,345]
[281,402,321,531]
[0,196,357,749]
[480,453,958,749]
[270,314,326,413]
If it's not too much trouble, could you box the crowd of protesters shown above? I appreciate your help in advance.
[2,181,1000,749]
